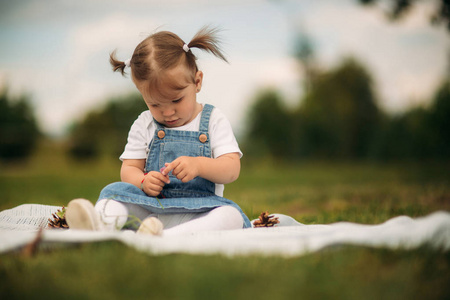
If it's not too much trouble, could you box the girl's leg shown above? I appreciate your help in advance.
[66,198,153,231]
[156,206,244,236]
[95,199,151,231]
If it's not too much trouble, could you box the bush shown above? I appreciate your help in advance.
[244,89,293,157]
[0,89,40,160]
[372,80,450,161]
[68,93,147,159]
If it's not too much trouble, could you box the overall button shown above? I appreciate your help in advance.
[157,130,165,139]
[199,134,208,143]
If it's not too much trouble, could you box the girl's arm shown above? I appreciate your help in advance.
[162,152,241,184]
[120,159,146,187]
[121,159,169,196]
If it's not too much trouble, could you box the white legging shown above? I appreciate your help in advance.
[95,199,244,236]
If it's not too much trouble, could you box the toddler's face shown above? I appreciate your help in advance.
[134,64,203,128]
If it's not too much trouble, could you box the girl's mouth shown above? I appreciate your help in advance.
[165,119,179,126]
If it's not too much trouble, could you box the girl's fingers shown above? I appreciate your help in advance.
[149,171,170,184]
[142,172,170,196]
[177,170,188,181]
[148,183,162,193]
[162,160,182,176]
[161,164,173,176]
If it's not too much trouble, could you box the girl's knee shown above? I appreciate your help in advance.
[214,206,244,229]
[94,199,129,230]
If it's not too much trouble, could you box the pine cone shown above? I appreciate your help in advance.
[47,206,69,229]
[253,211,280,227]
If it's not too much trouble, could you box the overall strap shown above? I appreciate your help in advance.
[199,104,214,132]
[153,118,164,130]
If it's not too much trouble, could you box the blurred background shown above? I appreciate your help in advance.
[2,2,450,296]
[0,0,449,163]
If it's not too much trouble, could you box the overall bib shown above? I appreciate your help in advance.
[98,104,251,228]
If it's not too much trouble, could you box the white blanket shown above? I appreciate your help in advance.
[1,204,449,257]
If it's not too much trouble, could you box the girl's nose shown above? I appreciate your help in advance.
[162,107,175,117]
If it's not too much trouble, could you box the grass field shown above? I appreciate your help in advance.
[1,142,449,299]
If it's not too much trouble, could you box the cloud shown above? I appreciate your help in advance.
[198,56,301,134]
[67,13,157,73]
[35,14,162,134]
[0,13,161,136]
[1,0,447,137]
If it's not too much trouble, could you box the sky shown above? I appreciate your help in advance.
[0,0,448,137]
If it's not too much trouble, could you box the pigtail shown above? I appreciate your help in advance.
[109,50,127,76]
[188,26,228,63]
[113,26,228,83]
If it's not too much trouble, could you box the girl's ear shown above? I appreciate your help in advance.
[195,71,203,92]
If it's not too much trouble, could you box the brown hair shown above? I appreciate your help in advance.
[110,26,228,84]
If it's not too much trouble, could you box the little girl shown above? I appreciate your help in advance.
[65,26,251,235]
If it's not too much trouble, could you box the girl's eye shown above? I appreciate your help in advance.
[172,98,182,104]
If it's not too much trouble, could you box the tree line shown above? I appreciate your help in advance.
[1,57,448,162]
[243,57,450,161]
[2,0,448,163]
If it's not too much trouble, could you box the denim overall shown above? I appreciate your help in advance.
[99,104,251,228]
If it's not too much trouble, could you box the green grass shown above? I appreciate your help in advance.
[1,142,449,299]
[2,243,449,300]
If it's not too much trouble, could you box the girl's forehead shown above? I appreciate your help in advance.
[135,64,195,102]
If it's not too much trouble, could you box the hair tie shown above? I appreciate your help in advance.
[183,44,190,53]
[124,58,131,68]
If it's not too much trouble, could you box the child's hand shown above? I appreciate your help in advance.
[142,171,170,197]
[162,156,200,183]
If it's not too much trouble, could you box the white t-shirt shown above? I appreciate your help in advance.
[120,104,242,197]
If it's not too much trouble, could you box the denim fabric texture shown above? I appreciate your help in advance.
[98,104,251,228]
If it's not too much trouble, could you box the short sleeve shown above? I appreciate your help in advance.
[209,108,243,159]
[119,111,154,161]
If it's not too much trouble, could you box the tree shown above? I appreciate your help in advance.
[296,58,382,159]
[0,89,40,160]
[244,58,382,160]
[358,0,450,31]
[68,93,147,159]
[293,32,318,95]
[244,89,293,157]
[427,80,450,158]
[371,80,450,160]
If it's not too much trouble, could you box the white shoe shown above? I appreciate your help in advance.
[137,217,163,236]
[66,198,104,231]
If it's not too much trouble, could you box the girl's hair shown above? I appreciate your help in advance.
[110,26,228,83]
